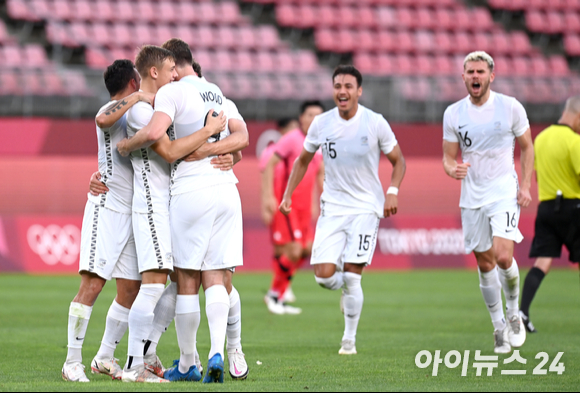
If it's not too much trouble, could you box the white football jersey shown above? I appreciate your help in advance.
[88,101,134,214]
[154,75,238,197]
[126,100,171,214]
[304,105,398,218]
[443,91,530,209]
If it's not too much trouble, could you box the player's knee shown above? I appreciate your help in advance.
[495,252,513,268]
[315,273,343,291]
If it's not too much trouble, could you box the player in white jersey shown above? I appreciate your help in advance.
[115,46,226,384]
[280,65,407,355]
[62,60,154,382]
[443,51,534,354]
[117,39,247,384]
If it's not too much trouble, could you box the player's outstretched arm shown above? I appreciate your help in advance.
[184,118,249,162]
[280,148,315,215]
[150,110,227,164]
[96,92,155,129]
[384,144,406,217]
[516,128,534,208]
[262,153,283,225]
[443,141,470,180]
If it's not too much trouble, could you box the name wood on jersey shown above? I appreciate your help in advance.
[200,91,223,105]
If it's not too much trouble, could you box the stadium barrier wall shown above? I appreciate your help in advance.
[0,153,572,274]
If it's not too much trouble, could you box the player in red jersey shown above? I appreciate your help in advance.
[261,101,325,314]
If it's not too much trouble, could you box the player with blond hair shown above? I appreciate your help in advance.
[443,51,534,354]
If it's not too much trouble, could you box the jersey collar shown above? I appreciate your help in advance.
[466,90,496,111]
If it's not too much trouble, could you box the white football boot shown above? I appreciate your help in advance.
[122,364,169,383]
[338,340,357,355]
[143,353,165,378]
[508,314,527,348]
[91,356,123,380]
[493,328,512,354]
[264,294,285,315]
[227,348,249,380]
[62,362,90,382]
[281,287,297,303]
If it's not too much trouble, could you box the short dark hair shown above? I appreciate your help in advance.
[103,59,136,97]
[135,45,175,79]
[300,100,325,115]
[162,38,204,77]
[277,117,296,129]
[332,65,363,87]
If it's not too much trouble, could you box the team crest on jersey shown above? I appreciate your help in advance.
[361,136,369,145]
[494,122,502,130]
[98,259,107,269]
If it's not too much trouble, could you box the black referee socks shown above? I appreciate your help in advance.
[520,267,547,317]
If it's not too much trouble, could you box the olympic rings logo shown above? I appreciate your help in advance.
[27,224,81,266]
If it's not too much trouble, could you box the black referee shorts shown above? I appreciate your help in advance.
[529,199,580,263]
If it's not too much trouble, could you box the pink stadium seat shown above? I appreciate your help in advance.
[135,2,156,23]
[512,57,531,76]
[416,55,433,75]
[564,34,580,56]
[273,75,296,100]
[134,24,154,48]
[155,2,177,24]
[154,25,173,46]
[472,33,492,54]
[376,30,395,52]
[316,5,336,28]
[549,56,570,76]
[315,29,334,52]
[7,0,36,22]
[451,32,472,55]
[3,46,22,68]
[336,6,358,28]
[219,2,245,25]
[530,56,550,76]
[92,0,114,22]
[354,53,374,74]
[294,5,317,29]
[434,9,453,31]
[276,4,296,27]
[90,23,112,47]
[393,54,413,75]
[354,29,376,53]
[490,32,511,55]
[510,31,534,55]
[451,9,472,32]
[197,26,216,48]
[357,6,377,29]
[256,26,283,50]
[376,54,395,76]
[297,50,319,72]
[433,55,454,76]
[546,11,565,34]
[175,2,198,24]
[434,31,452,54]
[230,74,253,100]
[44,71,66,95]
[24,73,46,95]
[564,12,580,34]
[113,1,135,23]
[110,24,133,48]
[256,51,276,72]
[216,26,236,49]
[85,47,108,69]
[415,8,434,30]
[29,0,52,20]
[275,51,295,72]
[199,3,218,25]
[393,31,414,53]
[0,71,21,95]
[375,7,396,29]
[415,31,435,54]
[235,26,256,50]
[53,0,72,21]
[192,50,211,71]
[230,51,251,72]
[526,11,545,33]
[395,8,415,30]
[71,0,94,21]
[24,44,49,68]
[64,71,90,96]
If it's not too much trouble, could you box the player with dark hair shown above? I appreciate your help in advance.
[62,60,153,383]
[262,101,325,314]
[280,65,406,355]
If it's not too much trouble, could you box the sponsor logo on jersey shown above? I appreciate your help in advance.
[27,224,81,266]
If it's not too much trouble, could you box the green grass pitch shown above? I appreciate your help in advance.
[0,270,578,392]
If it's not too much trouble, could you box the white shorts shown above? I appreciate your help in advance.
[79,201,140,281]
[311,213,381,269]
[461,198,524,254]
[132,211,173,273]
[171,183,243,271]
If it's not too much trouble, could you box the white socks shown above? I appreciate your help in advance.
[175,295,200,374]
[479,268,506,331]
[315,272,344,291]
[146,281,178,357]
[96,300,130,360]
[226,286,242,352]
[66,302,93,364]
[126,284,164,369]
[205,285,230,360]
[498,258,520,320]
[342,273,364,343]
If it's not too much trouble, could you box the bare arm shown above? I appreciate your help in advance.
[95,92,154,129]
[443,140,470,180]
[149,111,227,164]
[261,153,282,225]
[279,149,316,215]
[384,144,406,217]
[184,118,249,162]
[516,128,534,208]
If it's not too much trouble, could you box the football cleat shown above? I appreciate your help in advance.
[519,310,537,333]
[91,356,123,380]
[163,360,202,382]
[508,314,527,348]
[281,287,297,304]
[202,354,224,384]
[228,348,249,380]
[338,340,357,355]
[264,294,302,315]
[493,328,512,354]
[144,353,165,378]
[62,362,90,382]
[122,364,169,383]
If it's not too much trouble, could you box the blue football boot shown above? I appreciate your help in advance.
[163,360,202,382]
[202,354,224,384]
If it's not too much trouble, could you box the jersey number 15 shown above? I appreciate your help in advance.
[323,142,337,159]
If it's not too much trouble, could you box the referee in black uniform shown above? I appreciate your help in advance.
[520,96,580,332]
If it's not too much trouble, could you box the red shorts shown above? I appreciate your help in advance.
[270,208,313,247]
